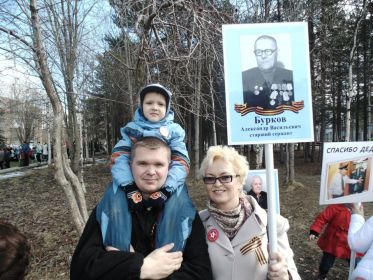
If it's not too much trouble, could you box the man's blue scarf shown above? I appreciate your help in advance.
[96,182,196,252]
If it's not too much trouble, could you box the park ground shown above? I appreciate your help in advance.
[0,151,372,280]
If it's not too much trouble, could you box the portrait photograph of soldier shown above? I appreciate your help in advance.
[241,34,294,110]
[223,22,313,144]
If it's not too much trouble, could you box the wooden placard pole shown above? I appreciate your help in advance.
[265,143,278,253]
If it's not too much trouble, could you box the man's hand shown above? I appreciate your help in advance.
[267,252,289,280]
[140,243,183,279]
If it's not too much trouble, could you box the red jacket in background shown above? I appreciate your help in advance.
[310,204,351,259]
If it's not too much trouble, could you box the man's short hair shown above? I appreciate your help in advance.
[255,35,277,48]
[0,221,31,280]
[131,137,171,162]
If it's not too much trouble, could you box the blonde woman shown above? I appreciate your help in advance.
[199,145,300,280]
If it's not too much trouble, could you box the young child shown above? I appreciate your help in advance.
[110,83,190,208]
[309,204,353,280]
[96,83,192,252]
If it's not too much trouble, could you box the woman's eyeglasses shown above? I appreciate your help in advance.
[203,175,240,184]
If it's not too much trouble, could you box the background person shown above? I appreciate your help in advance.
[3,146,11,168]
[70,137,212,280]
[20,142,30,167]
[0,220,31,280]
[42,143,48,162]
[242,35,293,110]
[35,142,42,164]
[199,145,300,280]
[348,203,373,280]
[309,204,356,280]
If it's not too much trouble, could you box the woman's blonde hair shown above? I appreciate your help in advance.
[199,145,249,184]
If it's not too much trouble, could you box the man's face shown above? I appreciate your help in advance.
[254,38,278,71]
[142,92,167,122]
[131,146,169,197]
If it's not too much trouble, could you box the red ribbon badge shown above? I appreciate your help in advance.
[207,229,219,242]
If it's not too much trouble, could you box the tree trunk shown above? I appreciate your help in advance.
[30,0,87,234]
[253,144,263,169]
[194,59,202,179]
[208,64,217,146]
[346,4,367,141]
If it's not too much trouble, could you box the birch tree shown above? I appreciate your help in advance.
[0,0,100,233]
[346,0,368,141]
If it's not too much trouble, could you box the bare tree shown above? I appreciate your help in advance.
[346,0,368,141]
[0,0,94,233]
[9,83,43,143]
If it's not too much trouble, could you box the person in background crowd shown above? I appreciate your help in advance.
[0,148,4,169]
[348,203,373,280]
[3,146,11,168]
[20,142,30,167]
[199,145,300,280]
[0,220,31,280]
[309,204,357,280]
[35,142,42,165]
[42,143,48,162]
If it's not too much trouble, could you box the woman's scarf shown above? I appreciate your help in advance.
[207,195,253,239]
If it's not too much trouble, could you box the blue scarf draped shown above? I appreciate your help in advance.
[96,182,196,252]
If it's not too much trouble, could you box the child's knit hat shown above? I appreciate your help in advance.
[138,83,173,115]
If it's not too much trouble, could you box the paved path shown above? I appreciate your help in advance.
[0,162,48,177]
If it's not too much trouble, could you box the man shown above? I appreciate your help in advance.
[70,137,212,280]
[42,143,48,162]
[349,164,366,194]
[242,35,294,110]
[20,142,30,167]
[328,163,362,199]
[35,142,42,165]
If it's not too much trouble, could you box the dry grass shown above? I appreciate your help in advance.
[0,154,372,279]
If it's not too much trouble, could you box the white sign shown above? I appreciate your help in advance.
[319,142,373,204]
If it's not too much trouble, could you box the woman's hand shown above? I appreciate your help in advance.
[267,252,289,280]
[351,203,364,216]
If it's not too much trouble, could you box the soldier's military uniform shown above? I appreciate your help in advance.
[242,67,293,110]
